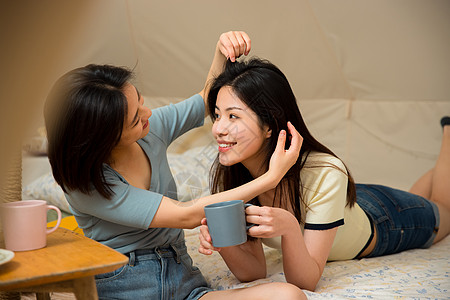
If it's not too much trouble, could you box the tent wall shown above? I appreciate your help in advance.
[3,0,449,193]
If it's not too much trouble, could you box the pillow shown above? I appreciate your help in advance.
[22,126,48,156]
[23,172,70,212]
[167,145,216,202]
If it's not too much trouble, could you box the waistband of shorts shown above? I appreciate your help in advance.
[354,210,375,259]
[124,240,187,263]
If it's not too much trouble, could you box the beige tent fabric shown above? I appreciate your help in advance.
[128,0,355,100]
[311,0,450,101]
[1,0,449,202]
[112,0,450,190]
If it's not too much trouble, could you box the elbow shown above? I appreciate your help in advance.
[302,282,319,293]
[285,275,319,292]
[235,269,267,283]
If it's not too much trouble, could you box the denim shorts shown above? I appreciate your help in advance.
[356,184,439,258]
[95,241,212,300]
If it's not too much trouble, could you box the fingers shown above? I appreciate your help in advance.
[198,225,213,255]
[286,121,303,154]
[219,31,251,62]
[247,224,262,237]
[274,128,287,155]
[274,121,302,158]
[240,31,252,55]
[198,223,220,255]
[245,205,266,225]
[250,207,298,239]
[227,34,243,61]
[247,224,274,238]
[268,122,301,180]
[245,204,263,216]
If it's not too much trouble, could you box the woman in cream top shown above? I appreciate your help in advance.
[262,152,372,261]
[199,58,449,292]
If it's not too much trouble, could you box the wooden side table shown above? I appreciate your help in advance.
[0,228,128,299]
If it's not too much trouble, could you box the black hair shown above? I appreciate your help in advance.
[207,58,356,224]
[44,64,133,199]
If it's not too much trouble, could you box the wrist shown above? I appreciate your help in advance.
[266,166,285,189]
[214,42,223,58]
[260,171,278,190]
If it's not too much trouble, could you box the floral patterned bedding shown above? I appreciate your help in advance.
[22,147,450,299]
[184,227,450,299]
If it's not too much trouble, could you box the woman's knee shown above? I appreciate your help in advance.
[267,282,306,300]
[202,282,305,300]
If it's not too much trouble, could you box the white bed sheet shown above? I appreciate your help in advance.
[19,232,449,300]
[19,148,450,299]
[184,227,450,299]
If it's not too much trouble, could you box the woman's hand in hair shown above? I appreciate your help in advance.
[201,31,251,111]
[268,122,303,182]
[198,218,222,255]
[246,206,299,239]
[217,31,251,62]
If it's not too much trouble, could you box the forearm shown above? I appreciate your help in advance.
[206,44,227,87]
[152,124,299,229]
[152,172,279,229]
[185,172,278,226]
[199,42,226,106]
[218,242,267,282]
[281,223,322,291]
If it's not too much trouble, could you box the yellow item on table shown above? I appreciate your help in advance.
[47,215,83,235]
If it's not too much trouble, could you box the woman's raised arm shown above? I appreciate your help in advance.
[199,31,251,115]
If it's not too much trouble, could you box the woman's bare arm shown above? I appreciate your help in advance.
[150,122,301,229]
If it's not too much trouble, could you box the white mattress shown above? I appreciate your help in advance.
[184,227,450,299]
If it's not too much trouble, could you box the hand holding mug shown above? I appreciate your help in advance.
[246,206,298,239]
[203,200,255,249]
[198,218,221,255]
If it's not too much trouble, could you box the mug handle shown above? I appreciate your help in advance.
[244,203,257,231]
[46,205,62,234]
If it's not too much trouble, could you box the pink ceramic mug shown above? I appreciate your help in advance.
[0,200,62,251]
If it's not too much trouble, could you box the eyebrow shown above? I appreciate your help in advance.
[130,87,141,127]
[215,105,244,112]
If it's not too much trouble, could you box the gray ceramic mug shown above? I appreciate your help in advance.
[204,200,254,247]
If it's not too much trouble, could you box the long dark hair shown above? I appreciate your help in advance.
[44,64,133,199]
[207,58,356,223]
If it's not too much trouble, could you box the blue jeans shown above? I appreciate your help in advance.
[95,241,212,300]
[356,184,439,258]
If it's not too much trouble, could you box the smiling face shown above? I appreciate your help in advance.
[115,83,152,148]
[212,86,271,174]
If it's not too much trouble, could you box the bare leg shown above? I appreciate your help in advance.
[415,125,450,244]
[201,282,306,300]
[429,126,450,211]
[409,169,433,199]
